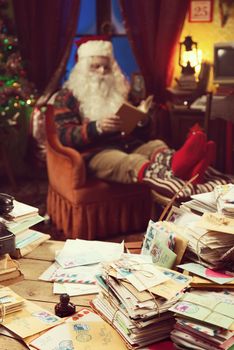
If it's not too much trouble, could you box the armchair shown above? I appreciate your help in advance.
[45,105,152,240]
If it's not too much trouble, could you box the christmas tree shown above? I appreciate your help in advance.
[0,0,38,179]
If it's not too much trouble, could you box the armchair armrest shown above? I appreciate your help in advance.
[45,105,86,194]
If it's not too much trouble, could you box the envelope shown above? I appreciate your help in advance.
[68,320,127,350]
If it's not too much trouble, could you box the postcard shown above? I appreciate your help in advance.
[39,261,100,284]
[169,292,234,330]
[68,320,126,350]
[178,263,234,284]
[148,267,192,300]
[30,308,126,350]
[150,237,177,268]
[114,261,169,292]
[141,220,176,256]
[2,299,63,339]
[53,282,100,296]
[55,239,124,268]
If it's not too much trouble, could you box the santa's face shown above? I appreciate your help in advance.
[65,55,130,121]
[89,56,111,76]
[85,57,115,99]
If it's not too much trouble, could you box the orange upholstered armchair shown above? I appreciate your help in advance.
[45,105,152,240]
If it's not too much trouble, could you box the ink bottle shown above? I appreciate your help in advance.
[54,293,76,318]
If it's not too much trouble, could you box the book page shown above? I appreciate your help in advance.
[116,95,154,134]
[116,101,148,134]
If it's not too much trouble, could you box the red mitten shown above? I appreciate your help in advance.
[171,131,207,179]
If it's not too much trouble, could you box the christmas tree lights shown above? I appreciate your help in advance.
[0,0,38,130]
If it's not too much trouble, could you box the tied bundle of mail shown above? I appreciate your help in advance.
[169,209,234,275]
[181,183,234,216]
[91,254,192,349]
[169,289,234,350]
[195,212,234,273]
[0,286,63,346]
[214,184,234,217]
[0,286,24,317]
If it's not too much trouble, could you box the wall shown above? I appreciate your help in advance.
[172,0,234,90]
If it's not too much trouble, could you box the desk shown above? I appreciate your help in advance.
[0,240,175,349]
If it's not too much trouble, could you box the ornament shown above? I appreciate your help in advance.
[13,102,20,108]
[13,82,20,88]
[6,52,23,75]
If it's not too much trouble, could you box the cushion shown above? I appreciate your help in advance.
[143,149,234,202]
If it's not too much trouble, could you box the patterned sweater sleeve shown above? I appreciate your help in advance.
[53,88,101,150]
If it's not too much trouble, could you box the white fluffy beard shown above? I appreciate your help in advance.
[78,73,125,121]
[65,60,129,121]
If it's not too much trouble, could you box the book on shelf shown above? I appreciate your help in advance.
[116,95,153,134]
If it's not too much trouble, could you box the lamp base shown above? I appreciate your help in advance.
[175,74,198,91]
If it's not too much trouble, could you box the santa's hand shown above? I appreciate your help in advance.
[97,115,122,134]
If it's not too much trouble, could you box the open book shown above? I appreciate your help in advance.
[116,95,154,134]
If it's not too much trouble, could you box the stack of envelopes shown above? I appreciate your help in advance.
[180,184,234,217]
[169,210,234,273]
[39,239,124,297]
[194,212,234,272]
[0,286,24,316]
[214,184,234,218]
[91,254,192,349]
[169,290,234,350]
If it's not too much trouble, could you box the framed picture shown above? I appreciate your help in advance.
[189,0,214,22]
[129,72,146,105]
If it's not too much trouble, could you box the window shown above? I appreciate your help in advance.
[64,0,139,82]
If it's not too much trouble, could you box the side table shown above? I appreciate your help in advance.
[168,104,205,149]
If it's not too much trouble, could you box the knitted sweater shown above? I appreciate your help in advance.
[53,88,151,160]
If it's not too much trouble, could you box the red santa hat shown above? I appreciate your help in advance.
[77,38,113,59]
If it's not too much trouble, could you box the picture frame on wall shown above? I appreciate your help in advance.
[189,0,214,23]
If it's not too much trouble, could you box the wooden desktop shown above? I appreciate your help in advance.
[0,240,93,349]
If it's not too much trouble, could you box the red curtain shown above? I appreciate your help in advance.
[12,0,80,101]
[119,0,189,102]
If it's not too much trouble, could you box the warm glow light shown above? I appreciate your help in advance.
[181,48,202,74]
